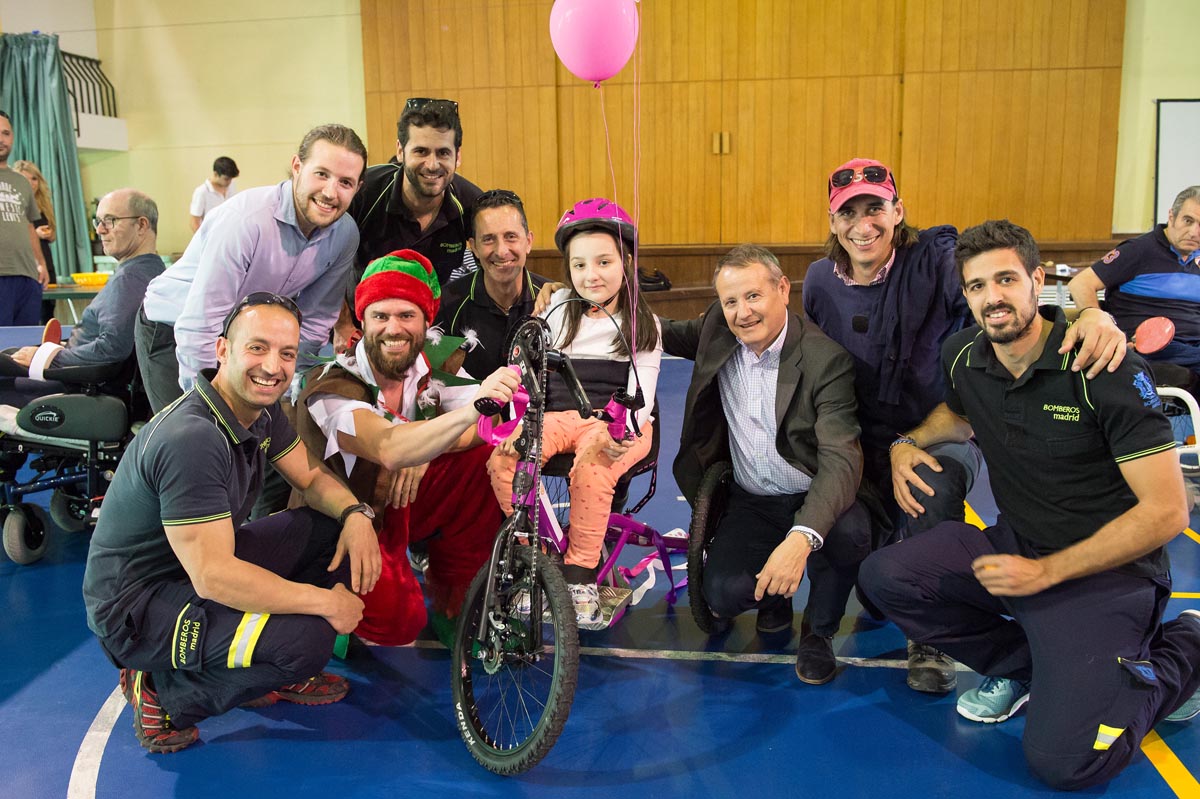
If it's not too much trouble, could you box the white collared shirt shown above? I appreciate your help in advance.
[717,317,813,496]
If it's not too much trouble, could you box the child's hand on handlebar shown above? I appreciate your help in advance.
[497,422,524,457]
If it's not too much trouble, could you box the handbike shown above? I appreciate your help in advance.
[451,316,626,775]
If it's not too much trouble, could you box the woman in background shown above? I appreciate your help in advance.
[13,161,57,323]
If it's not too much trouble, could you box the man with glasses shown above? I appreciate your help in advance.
[84,294,388,753]
[136,123,368,412]
[0,189,164,404]
[333,98,482,352]
[802,158,1126,697]
[435,189,550,378]
[0,110,50,325]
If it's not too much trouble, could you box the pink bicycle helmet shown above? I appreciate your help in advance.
[553,198,638,254]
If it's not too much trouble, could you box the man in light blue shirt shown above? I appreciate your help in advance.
[136,124,367,412]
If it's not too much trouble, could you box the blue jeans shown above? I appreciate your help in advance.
[0,276,43,325]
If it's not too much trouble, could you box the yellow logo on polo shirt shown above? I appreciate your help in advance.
[1043,403,1080,422]
[260,437,271,452]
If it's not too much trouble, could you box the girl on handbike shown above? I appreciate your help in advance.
[487,198,662,629]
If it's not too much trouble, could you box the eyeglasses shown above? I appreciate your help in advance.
[829,165,897,192]
[477,189,523,206]
[220,292,303,338]
[91,215,141,231]
[405,97,459,114]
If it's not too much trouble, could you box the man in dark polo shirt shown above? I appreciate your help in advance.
[435,189,549,378]
[82,294,383,753]
[861,219,1200,791]
[335,98,482,352]
[1069,184,1200,380]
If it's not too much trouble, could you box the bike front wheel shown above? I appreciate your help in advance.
[451,544,579,775]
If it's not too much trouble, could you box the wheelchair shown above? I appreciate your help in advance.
[1149,361,1200,478]
[0,357,147,564]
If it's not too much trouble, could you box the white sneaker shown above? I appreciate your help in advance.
[568,582,604,630]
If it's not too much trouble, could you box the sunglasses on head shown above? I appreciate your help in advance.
[220,292,303,338]
[405,97,459,114]
[829,165,896,192]
[477,188,523,205]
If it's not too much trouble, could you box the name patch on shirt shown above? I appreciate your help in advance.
[1043,403,1081,422]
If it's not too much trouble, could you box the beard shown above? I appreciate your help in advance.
[365,327,426,380]
[981,300,1039,345]
[403,163,447,199]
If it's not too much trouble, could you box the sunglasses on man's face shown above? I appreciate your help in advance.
[477,189,523,205]
[220,292,303,338]
[829,165,895,191]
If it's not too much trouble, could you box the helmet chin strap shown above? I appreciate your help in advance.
[587,292,621,315]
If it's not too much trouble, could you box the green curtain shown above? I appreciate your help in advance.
[0,32,92,281]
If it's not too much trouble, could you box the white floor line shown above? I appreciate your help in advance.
[411,638,972,671]
[67,688,125,799]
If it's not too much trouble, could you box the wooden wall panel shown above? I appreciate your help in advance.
[722,76,902,244]
[900,67,1120,240]
[361,0,1126,254]
[557,81,723,246]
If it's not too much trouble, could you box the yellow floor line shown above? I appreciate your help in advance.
[1173,593,1200,599]
[1184,528,1200,546]
[1141,730,1199,797]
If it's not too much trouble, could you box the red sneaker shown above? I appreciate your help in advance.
[131,671,199,753]
[118,668,133,705]
[272,672,350,706]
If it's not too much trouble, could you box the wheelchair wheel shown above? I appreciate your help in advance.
[687,462,733,634]
[452,544,579,775]
[50,490,91,533]
[3,504,49,565]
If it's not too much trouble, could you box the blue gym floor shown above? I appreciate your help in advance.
[1,338,1197,797]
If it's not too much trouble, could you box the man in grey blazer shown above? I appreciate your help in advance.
[661,244,874,685]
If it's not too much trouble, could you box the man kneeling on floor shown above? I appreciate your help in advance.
[859,219,1200,790]
[83,293,384,753]
[294,249,519,647]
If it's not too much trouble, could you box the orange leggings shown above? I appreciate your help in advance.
[487,413,654,571]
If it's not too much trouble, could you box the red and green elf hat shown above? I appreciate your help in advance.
[354,249,441,323]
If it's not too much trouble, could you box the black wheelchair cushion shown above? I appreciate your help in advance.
[17,393,129,442]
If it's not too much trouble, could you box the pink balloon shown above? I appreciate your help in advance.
[549,0,640,85]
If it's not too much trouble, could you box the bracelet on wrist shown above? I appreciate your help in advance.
[890,436,918,452]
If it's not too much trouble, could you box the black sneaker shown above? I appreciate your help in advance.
[907,641,957,693]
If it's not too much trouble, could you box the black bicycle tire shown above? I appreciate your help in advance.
[451,545,579,775]
[687,461,732,634]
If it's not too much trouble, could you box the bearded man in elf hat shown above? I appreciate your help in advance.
[294,249,519,646]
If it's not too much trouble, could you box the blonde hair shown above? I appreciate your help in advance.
[12,160,54,231]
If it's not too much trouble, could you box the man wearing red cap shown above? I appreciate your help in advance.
[294,249,519,646]
[803,158,1127,697]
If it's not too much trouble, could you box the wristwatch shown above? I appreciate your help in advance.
[788,527,824,552]
[337,502,376,526]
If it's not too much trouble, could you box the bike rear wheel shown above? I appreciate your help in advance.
[452,544,579,775]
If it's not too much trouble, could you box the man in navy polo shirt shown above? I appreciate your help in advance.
[1069,184,1200,380]
[861,219,1200,791]
[84,295,383,753]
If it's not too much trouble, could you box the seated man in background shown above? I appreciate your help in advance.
[295,250,518,646]
[83,295,383,753]
[861,219,1200,791]
[662,244,875,686]
[0,188,164,405]
[435,188,549,379]
[1068,184,1200,382]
